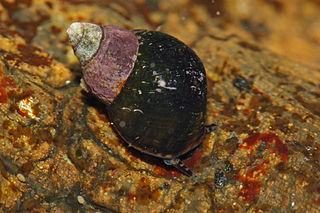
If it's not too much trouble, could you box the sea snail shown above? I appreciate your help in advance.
[67,22,208,177]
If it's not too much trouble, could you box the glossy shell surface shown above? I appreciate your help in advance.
[107,30,207,159]
[67,23,207,160]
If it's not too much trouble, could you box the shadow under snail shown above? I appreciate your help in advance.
[67,22,214,177]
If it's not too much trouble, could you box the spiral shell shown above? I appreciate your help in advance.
[67,22,207,176]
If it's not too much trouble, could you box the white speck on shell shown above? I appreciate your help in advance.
[119,121,126,127]
[157,78,177,90]
[133,109,144,114]
[158,79,166,87]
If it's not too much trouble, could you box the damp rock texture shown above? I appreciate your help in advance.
[0,0,320,212]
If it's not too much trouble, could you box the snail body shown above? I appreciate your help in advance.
[67,22,207,176]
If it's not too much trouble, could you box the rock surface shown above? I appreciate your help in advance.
[0,0,319,212]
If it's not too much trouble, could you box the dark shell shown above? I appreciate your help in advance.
[107,30,207,159]
[67,22,207,170]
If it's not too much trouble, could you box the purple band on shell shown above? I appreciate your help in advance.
[82,25,139,105]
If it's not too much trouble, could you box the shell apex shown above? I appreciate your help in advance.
[67,22,103,66]
[67,22,139,105]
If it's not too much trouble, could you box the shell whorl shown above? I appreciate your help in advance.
[67,22,103,66]
[67,22,139,105]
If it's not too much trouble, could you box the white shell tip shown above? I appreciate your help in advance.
[67,22,103,65]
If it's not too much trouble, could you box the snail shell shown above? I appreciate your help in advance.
[67,22,207,176]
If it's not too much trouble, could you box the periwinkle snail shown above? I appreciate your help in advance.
[67,22,210,177]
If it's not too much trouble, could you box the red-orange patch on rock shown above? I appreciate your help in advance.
[236,133,289,203]
[239,132,288,161]
[0,69,16,104]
